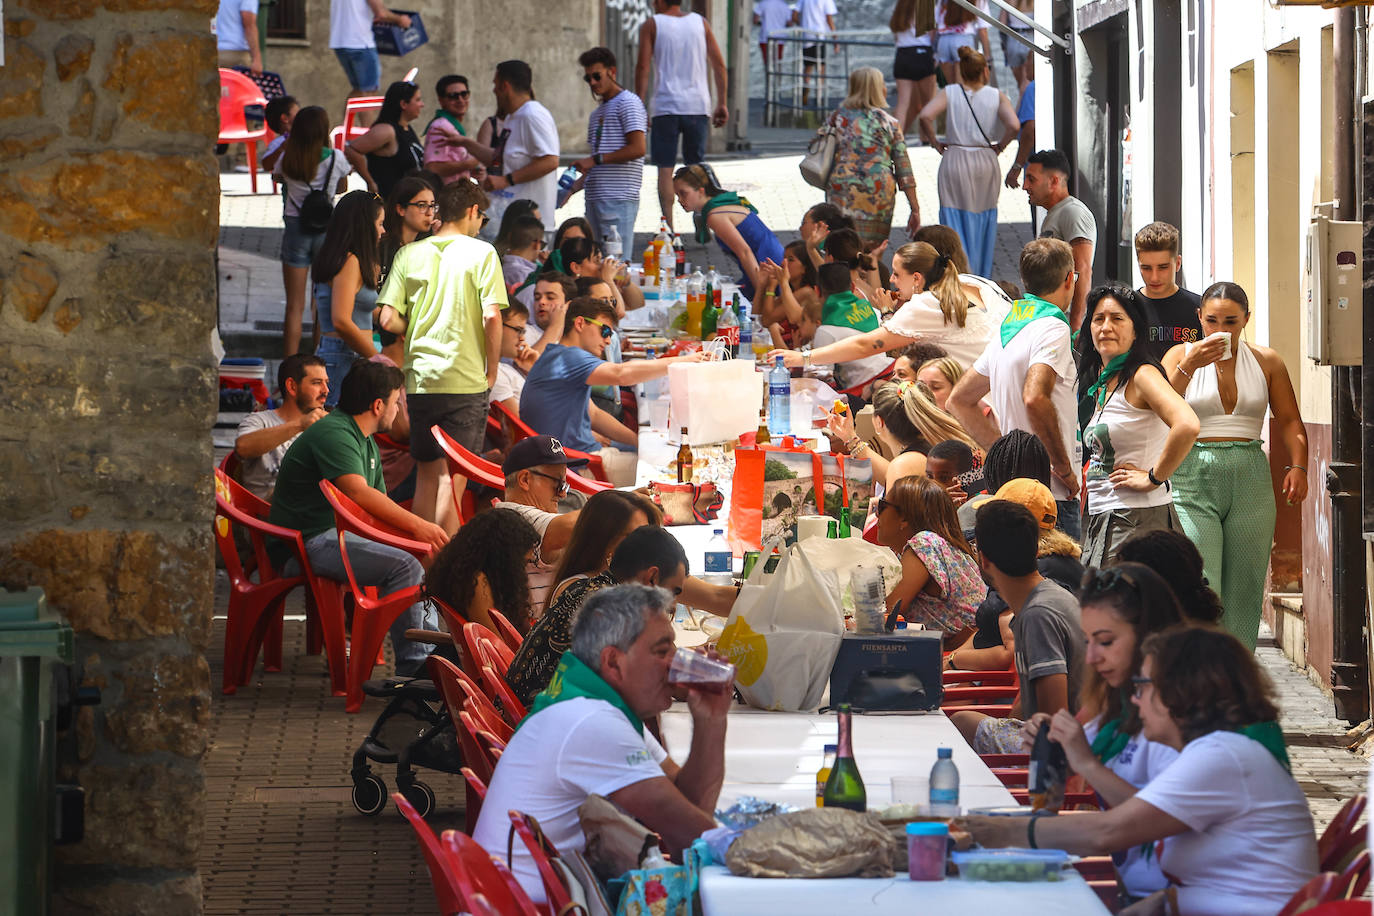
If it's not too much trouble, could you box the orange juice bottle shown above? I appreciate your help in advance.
[643,236,658,278]
[685,269,705,337]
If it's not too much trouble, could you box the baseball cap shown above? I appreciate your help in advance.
[994,478,1057,531]
[502,435,570,476]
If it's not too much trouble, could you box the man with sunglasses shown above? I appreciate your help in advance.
[521,297,703,453]
[378,179,506,535]
[572,47,647,262]
[422,74,484,185]
[495,436,582,619]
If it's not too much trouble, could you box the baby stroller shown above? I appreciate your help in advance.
[349,667,461,818]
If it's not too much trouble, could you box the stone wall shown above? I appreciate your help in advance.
[0,0,218,911]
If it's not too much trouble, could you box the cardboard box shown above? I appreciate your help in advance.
[829,631,943,711]
[373,11,427,56]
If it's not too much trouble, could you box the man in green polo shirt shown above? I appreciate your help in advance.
[270,359,449,676]
[378,178,506,536]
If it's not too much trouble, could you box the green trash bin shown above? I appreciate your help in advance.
[0,588,74,916]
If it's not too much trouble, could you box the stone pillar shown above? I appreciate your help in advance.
[0,0,218,911]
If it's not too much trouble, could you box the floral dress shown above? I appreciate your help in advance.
[902,530,986,631]
[825,106,917,244]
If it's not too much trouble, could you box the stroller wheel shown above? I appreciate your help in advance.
[400,779,436,819]
[351,773,387,816]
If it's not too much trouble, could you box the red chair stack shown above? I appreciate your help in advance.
[217,69,268,193]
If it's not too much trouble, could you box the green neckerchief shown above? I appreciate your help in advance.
[1240,720,1291,773]
[515,252,562,293]
[425,111,466,136]
[821,291,879,333]
[1090,715,1132,765]
[695,192,757,244]
[1000,294,1069,346]
[521,650,643,737]
[1086,353,1130,409]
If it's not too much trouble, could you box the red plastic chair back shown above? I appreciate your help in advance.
[944,668,1017,686]
[1320,795,1367,869]
[940,683,1018,717]
[336,95,384,150]
[488,609,525,650]
[506,810,574,913]
[457,710,501,779]
[487,400,611,483]
[218,68,267,139]
[441,831,540,916]
[374,431,410,453]
[1276,873,1344,916]
[394,792,469,914]
[1299,903,1374,916]
[978,753,1030,768]
[432,425,507,489]
[457,677,514,742]
[219,449,243,482]
[1338,849,1370,899]
[482,664,529,725]
[465,622,516,675]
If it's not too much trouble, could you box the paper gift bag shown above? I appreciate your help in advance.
[667,345,761,445]
[727,446,875,555]
[717,537,845,712]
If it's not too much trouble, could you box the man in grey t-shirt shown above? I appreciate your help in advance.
[951,500,1085,755]
[1025,148,1097,330]
[232,354,329,501]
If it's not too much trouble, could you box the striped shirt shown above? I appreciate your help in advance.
[585,89,647,203]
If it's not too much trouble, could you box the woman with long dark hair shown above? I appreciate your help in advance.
[272,105,352,357]
[548,490,660,603]
[379,176,436,272]
[1115,527,1225,625]
[1076,284,1198,566]
[672,164,784,302]
[1162,281,1309,651]
[312,191,385,405]
[890,0,939,137]
[423,508,541,634]
[345,80,426,198]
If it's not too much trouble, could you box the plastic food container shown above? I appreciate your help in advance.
[951,848,1072,882]
[905,822,948,880]
[668,647,736,693]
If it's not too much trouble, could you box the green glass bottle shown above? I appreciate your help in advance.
[822,704,867,811]
[701,302,719,340]
[837,505,852,538]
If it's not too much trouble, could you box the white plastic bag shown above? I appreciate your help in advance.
[667,341,762,445]
[717,537,845,712]
[798,535,903,618]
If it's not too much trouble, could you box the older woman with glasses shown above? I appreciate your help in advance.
[960,623,1317,916]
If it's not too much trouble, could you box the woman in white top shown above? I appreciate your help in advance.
[1077,285,1199,567]
[917,47,1019,277]
[768,240,1001,372]
[890,0,939,137]
[962,623,1318,916]
[1018,564,1197,906]
[1161,282,1310,651]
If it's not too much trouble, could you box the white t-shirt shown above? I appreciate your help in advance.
[882,294,994,369]
[1081,717,1178,898]
[813,324,892,391]
[492,100,559,233]
[273,150,353,219]
[494,500,560,618]
[471,697,668,903]
[796,0,837,36]
[234,409,296,501]
[755,0,793,40]
[1135,731,1318,916]
[215,0,258,52]
[489,362,525,407]
[971,314,1080,499]
[328,0,375,49]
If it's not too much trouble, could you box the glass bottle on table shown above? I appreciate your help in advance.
[837,505,852,538]
[755,408,771,445]
[822,704,866,811]
[815,743,838,806]
[676,427,693,483]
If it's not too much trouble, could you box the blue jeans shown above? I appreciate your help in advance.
[333,47,381,92]
[316,336,358,408]
[585,197,639,260]
[1055,499,1082,542]
[292,529,436,675]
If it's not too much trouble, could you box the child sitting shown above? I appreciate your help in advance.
[260,95,298,172]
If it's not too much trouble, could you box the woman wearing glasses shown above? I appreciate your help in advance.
[312,191,385,406]
[422,74,485,185]
[960,622,1317,916]
[345,80,427,199]
[379,176,437,272]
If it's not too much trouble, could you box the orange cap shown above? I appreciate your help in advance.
[994,478,1058,530]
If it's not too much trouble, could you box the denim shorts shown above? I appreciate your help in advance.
[407,391,489,462]
[935,33,975,64]
[649,114,709,168]
[333,47,381,92]
[280,216,326,268]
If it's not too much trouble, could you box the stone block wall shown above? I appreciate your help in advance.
[0,0,219,912]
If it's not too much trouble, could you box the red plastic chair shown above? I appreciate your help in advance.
[218,68,268,193]
[430,425,501,524]
[1320,795,1367,869]
[332,94,384,151]
[466,622,516,676]
[395,792,468,914]
[318,479,435,712]
[457,709,503,778]
[943,667,1017,686]
[482,664,529,725]
[1299,903,1374,916]
[939,684,1019,717]
[1338,849,1370,899]
[507,810,576,915]
[441,831,540,916]
[430,656,494,833]
[488,400,611,483]
[489,608,525,650]
[1276,873,1344,916]
[456,676,515,743]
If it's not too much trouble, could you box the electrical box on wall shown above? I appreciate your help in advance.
[1306,211,1363,366]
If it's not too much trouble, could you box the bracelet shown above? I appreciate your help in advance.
[1285,465,1307,474]
[947,652,958,671]
[852,440,869,456]
[764,290,776,297]
[1147,467,1166,487]
[506,173,518,186]
[592,153,603,166]
[1027,811,1050,849]
[844,436,861,451]
[1175,363,1192,378]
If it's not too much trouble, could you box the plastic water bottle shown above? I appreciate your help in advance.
[556,166,579,208]
[768,355,791,437]
[603,224,622,261]
[642,347,661,400]
[850,566,886,634]
[704,529,733,586]
[737,303,753,360]
[929,747,960,815]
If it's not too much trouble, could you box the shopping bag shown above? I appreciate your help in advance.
[647,481,723,526]
[726,446,875,555]
[717,537,845,711]
[666,341,761,446]
[800,535,903,619]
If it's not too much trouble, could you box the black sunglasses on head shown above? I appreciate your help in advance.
[1080,566,1139,598]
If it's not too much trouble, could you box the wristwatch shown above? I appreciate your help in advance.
[592,152,603,166]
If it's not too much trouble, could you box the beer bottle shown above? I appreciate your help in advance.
[676,428,693,483]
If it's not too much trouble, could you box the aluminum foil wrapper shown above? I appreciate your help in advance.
[715,796,799,830]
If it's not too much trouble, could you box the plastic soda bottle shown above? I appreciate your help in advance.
[673,233,686,277]
[685,270,706,337]
[715,293,740,347]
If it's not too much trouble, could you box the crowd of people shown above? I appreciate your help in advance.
[217,5,1326,912]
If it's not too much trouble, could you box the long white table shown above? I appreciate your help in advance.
[658,706,1111,916]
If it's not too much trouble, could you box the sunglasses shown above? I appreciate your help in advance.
[479,210,490,228]
[1130,675,1154,698]
[586,317,614,340]
[875,496,890,515]
[583,72,607,84]
[1080,566,1139,598]
[443,90,471,100]
[528,469,569,495]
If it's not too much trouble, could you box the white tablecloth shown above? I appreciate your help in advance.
[658,706,1111,916]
